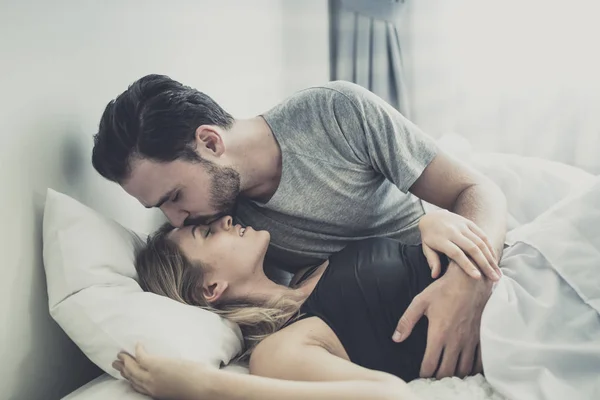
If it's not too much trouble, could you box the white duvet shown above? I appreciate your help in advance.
[481,178,600,400]
[64,138,598,400]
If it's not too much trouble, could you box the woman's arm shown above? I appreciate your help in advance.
[115,319,420,400]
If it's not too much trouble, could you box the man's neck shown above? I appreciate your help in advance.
[227,117,282,203]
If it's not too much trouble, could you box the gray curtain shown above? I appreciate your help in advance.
[329,0,410,117]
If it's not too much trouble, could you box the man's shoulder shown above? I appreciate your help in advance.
[262,81,372,130]
[277,80,368,107]
[261,81,360,133]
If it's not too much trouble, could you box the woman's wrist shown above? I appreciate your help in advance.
[170,362,218,400]
[191,364,221,399]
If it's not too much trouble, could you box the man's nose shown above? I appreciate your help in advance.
[162,207,189,228]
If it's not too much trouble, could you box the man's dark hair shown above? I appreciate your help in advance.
[92,74,234,183]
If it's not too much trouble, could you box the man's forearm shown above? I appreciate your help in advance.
[450,180,507,260]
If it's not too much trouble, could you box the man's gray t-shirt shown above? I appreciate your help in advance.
[235,81,438,273]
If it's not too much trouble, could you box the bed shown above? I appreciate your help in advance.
[52,134,596,400]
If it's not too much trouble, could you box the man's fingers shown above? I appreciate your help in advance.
[444,242,481,279]
[420,332,444,378]
[393,295,428,343]
[423,243,442,278]
[473,344,484,374]
[453,234,498,281]
[434,344,460,379]
[456,345,476,378]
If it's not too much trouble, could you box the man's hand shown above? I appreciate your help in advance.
[392,264,490,378]
[419,209,501,281]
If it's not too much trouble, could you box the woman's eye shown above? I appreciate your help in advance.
[205,228,211,238]
[172,192,181,202]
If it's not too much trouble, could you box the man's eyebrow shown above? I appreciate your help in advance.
[145,189,176,209]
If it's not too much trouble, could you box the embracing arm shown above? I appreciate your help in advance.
[327,82,506,279]
[393,151,507,379]
[410,150,507,261]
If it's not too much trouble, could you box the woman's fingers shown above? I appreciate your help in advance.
[112,346,161,397]
[463,229,500,278]
[453,233,499,281]
[135,343,150,367]
[112,360,124,372]
[131,382,150,395]
[119,352,150,382]
[422,243,442,278]
[443,241,481,279]
[468,222,500,270]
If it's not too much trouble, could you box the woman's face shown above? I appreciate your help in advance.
[168,216,270,291]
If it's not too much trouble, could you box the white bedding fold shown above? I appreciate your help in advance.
[481,178,600,400]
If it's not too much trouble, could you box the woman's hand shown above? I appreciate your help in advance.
[418,209,501,281]
[113,343,209,399]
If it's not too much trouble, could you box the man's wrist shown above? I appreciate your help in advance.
[446,261,493,292]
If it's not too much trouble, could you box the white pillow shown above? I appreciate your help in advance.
[43,189,243,379]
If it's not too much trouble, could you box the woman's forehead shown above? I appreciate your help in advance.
[167,226,188,241]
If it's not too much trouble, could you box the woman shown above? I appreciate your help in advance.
[113,210,456,400]
[114,182,600,400]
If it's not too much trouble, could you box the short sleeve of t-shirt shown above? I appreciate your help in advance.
[323,81,438,193]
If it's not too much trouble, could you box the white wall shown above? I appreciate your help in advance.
[404,0,600,173]
[0,1,328,399]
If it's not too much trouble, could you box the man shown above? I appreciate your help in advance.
[92,74,507,379]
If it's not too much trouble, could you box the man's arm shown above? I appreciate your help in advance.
[410,151,507,258]
[410,151,506,280]
[395,150,507,379]
[326,82,507,377]
[325,82,506,274]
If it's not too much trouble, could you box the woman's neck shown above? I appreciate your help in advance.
[239,275,306,305]
[242,260,329,305]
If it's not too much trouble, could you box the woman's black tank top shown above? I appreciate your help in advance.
[294,238,446,381]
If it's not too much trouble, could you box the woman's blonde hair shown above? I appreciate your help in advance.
[134,223,301,361]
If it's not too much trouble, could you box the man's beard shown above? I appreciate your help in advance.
[207,162,241,216]
[182,160,241,227]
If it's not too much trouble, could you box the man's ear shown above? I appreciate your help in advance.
[195,125,225,157]
[201,280,228,304]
